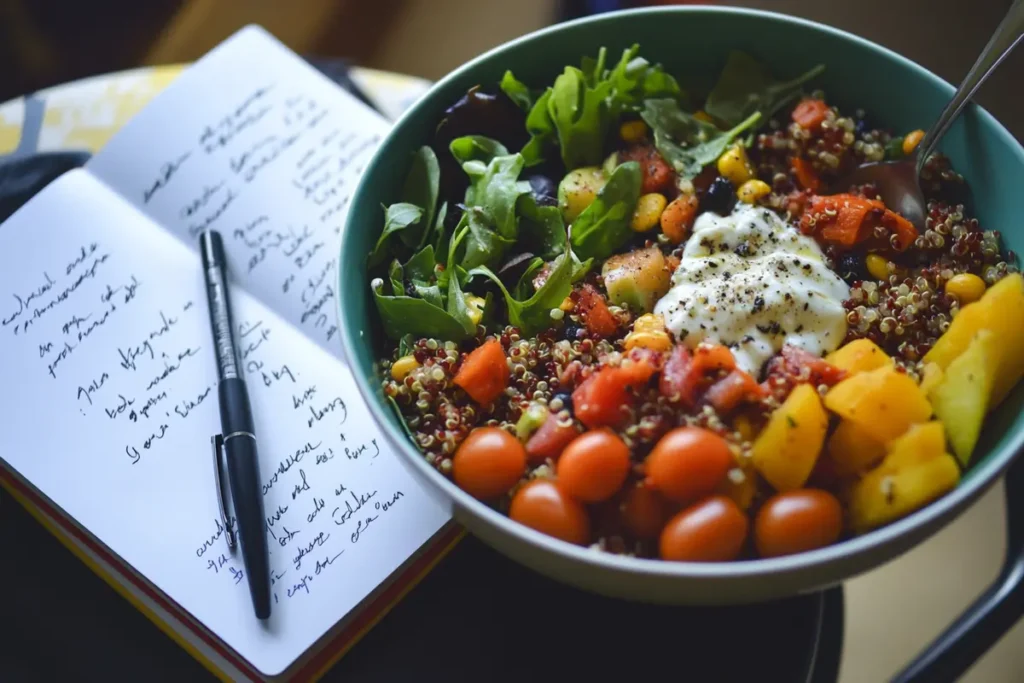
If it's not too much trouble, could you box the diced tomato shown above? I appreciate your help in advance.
[573,356,657,429]
[691,343,736,375]
[658,343,737,408]
[881,210,918,251]
[619,143,674,194]
[525,412,580,464]
[576,284,619,338]
[800,193,917,252]
[791,157,821,192]
[453,338,509,404]
[764,344,847,393]
[704,369,768,414]
[792,99,830,130]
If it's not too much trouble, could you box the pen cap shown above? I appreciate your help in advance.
[199,229,227,270]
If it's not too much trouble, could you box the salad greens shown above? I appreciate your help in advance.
[704,50,825,128]
[641,99,761,180]
[368,46,826,343]
[502,44,682,170]
[568,161,642,261]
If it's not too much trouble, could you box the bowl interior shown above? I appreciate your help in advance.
[339,6,1024,579]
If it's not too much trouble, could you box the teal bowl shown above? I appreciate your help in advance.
[339,6,1024,603]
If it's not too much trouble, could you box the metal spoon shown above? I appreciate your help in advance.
[832,0,1024,230]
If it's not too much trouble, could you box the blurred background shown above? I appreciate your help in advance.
[1,0,1021,139]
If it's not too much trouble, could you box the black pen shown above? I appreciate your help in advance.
[200,229,272,620]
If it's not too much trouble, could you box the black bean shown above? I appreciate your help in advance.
[702,176,736,215]
[553,392,574,416]
[838,252,867,284]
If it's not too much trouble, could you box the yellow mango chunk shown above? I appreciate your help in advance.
[918,362,943,396]
[752,383,829,491]
[928,329,999,466]
[884,421,947,470]
[923,272,1024,409]
[824,365,932,443]
[848,453,960,533]
[826,419,886,477]
[825,339,893,375]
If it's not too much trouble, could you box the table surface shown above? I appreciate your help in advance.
[0,62,1020,683]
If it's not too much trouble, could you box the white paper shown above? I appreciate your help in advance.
[0,25,452,677]
[87,25,391,360]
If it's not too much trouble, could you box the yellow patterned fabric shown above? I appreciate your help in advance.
[0,64,430,155]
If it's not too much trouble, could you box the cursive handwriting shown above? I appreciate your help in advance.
[307,396,345,428]
[261,440,320,496]
[143,151,192,203]
[174,386,211,419]
[331,488,377,527]
[291,530,330,571]
[76,372,109,405]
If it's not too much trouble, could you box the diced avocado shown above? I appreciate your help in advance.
[558,166,606,224]
[601,246,671,313]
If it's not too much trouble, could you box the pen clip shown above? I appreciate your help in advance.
[211,433,236,550]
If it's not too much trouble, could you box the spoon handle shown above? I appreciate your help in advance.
[916,0,1024,176]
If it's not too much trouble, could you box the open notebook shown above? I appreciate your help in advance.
[0,25,457,681]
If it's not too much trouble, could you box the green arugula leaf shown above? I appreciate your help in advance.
[403,244,437,282]
[461,207,517,270]
[500,71,535,111]
[446,271,479,336]
[388,259,405,298]
[517,193,567,260]
[385,395,416,442]
[568,161,642,261]
[466,243,576,337]
[705,51,825,128]
[513,257,546,300]
[367,202,423,268]
[371,277,473,341]
[431,201,451,257]
[641,98,761,180]
[458,151,529,240]
[515,45,683,169]
[450,135,509,165]
[400,146,440,248]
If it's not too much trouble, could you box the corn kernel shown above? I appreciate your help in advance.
[623,331,672,352]
[903,129,925,155]
[945,273,986,304]
[866,253,890,281]
[716,144,753,185]
[559,296,574,311]
[630,193,668,232]
[736,179,770,204]
[694,110,715,124]
[633,313,666,335]
[619,120,648,143]
[465,295,486,326]
[391,355,420,381]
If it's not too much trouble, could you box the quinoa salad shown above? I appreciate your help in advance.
[366,47,1024,562]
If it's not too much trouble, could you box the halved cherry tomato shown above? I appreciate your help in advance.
[452,427,526,499]
[644,426,734,503]
[509,479,591,545]
[660,495,749,562]
[556,429,631,503]
[754,489,843,558]
[620,481,673,539]
[659,343,737,408]
[525,412,580,464]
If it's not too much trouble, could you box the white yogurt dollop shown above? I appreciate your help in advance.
[653,204,851,376]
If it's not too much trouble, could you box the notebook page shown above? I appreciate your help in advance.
[86,25,390,360]
[0,169,449,676]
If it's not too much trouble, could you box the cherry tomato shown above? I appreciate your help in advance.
[452,427,526,500]
[509,479,591,545]
[754,489,843,558]
[659,495,748,562]
[556,429,631,502]
[619,481,672,539]
[644,426,734,503]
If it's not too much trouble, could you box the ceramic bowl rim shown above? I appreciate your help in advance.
[339,4,1024,582]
